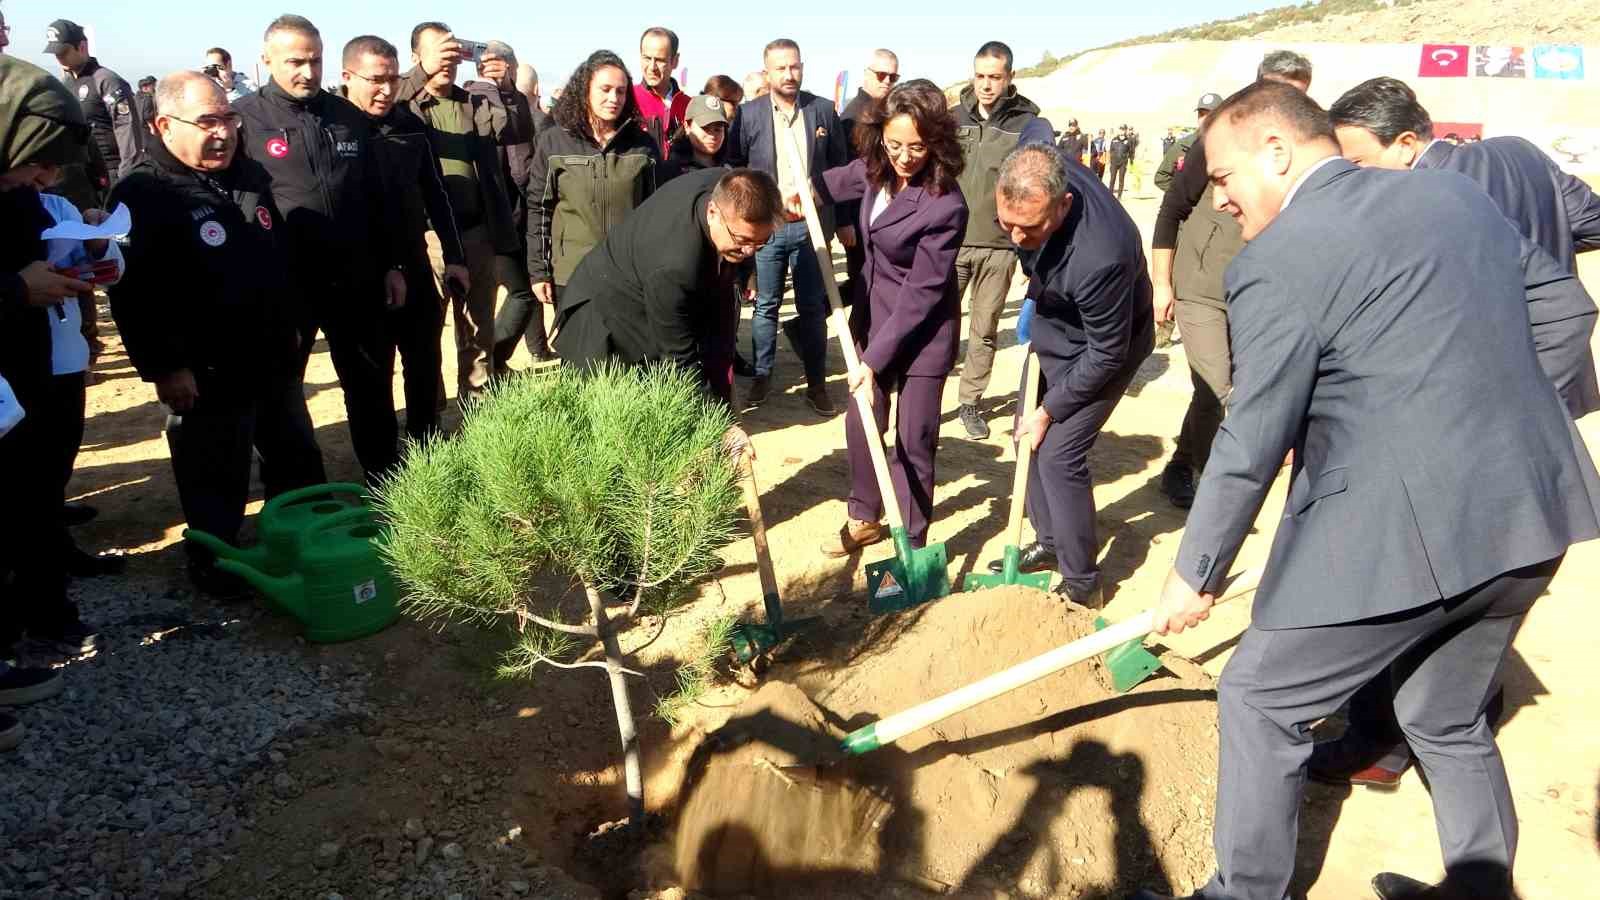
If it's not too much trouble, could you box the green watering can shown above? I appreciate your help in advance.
[210,508,401,643]
[185,483,372,577]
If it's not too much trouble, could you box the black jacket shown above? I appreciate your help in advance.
[838,89,877,230]
[1022,158,1154,422]
[63,58,145,179]
[108,139,296,390]
[1057,129,1088,165]
[233,81,402,301]
[554,168,737,405]
[368,105,467,287]
[465,79,537,231]
[0,188,55,408]
[726,90,849,238]
[657,135,726,184]
[525,115,659,287]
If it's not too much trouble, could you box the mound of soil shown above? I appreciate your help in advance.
[674,586,1220,897]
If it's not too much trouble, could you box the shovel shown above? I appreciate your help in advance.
[837,566,1263,757]
[963,349,1052,594]
[780,127,950,615]
[728,456,820,664]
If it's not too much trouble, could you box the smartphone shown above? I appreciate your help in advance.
[457,39,488,63]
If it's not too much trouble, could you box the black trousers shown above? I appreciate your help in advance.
[492,234,550,367]
[170,373,323,565]
[285,309,397,485]
[0,367,79,647]
[387,274,445,443]
[1107,159,1128,196]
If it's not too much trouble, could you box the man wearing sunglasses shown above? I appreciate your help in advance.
[108,72,323,595]
[554,167,782,441]
[952,41,1054,442]
[838,48,899,323]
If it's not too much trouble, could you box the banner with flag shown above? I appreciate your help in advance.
[834,70,848,112]
[1419,44,1469,77]
[1532,45,1585,80]
[1474,46,1526,78]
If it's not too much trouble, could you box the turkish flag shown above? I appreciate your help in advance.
[1420,44,1470,77]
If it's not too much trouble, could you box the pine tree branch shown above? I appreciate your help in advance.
[534,653,643,677]
[627,500,654,619]
[517,606,599,639]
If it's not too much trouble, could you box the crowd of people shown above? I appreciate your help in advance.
[4,10,1600,900]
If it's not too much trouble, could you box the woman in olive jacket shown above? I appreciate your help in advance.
[523,50,659,307]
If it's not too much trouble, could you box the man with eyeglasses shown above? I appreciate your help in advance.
[341,34,470,444]
[555,167,782,437]
[837,48,898,315]
[952,40,1053,441]
[234,14,409,486]
[108,71,323,594]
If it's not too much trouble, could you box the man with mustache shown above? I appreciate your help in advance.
[233,14,408,485]
[108,72,322,593]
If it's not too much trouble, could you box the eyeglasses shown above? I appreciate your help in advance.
[167,112,243,133]
[882,138,927,160]
[867,69,899,84]
[347,70,401,88]
[714,204,767,251]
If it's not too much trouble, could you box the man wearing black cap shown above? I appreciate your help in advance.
[135,76,157,135]
[1155,93,1218,193]
[1056,118,1087,168]
[44,19,145,183]
[1105,125,1130,198]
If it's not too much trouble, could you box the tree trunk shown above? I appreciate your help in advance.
[586,583,644,830]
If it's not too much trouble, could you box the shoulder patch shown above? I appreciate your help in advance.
[198,220,228,247]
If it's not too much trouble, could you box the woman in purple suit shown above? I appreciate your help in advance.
[812,79,968,557]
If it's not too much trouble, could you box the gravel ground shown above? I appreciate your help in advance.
[0,574,376,898]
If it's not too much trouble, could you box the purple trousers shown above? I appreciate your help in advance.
[845,372,946,547]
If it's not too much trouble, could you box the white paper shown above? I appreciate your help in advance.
[39,203,131,242]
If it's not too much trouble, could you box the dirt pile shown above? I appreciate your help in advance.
[674,586,1221,897]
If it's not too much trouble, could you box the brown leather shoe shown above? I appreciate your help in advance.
[820,519,887,557]
[1308,737,1411,790]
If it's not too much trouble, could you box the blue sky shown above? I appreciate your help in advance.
[5,2,1279,94]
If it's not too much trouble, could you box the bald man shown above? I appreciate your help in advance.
[1133,81,1600,900]
[109,72,323,593]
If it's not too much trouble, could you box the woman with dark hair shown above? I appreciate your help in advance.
[519,50,658,335]
[810,78,968,557]
[701,74,743,119]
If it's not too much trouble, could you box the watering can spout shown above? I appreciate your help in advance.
[213,559,304,613]
[182,529,272,570]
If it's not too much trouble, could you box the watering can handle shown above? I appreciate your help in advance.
[307,507,378,535]
[841,566,1266,756]
[262,483,370,518]
[781,126,904,532]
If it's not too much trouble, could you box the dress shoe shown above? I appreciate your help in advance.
[66,547,127,578]
[746,375,771,406]
[805,384,837,416]
[820,519,887,557]
[1370,872,1439,900]
[986,541,1056,574]
[61,502,98,527]
[1160,461,1196,509]
[1051,579,1104,610]
[958,403,990,439]
[1308,735,1411,790]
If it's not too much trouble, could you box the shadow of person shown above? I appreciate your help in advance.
[956,743,1173,897]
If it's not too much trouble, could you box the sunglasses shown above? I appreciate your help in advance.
[867,69,900,84]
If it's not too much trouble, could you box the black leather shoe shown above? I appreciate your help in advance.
[1371,872,1438,900]
[1051,580,1104,610]
[66,548,127,578]
[1160,462,1196,509]
[986,541,1056,574]
[61,502,98,526]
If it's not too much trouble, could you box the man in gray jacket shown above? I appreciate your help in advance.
[1133,81,1600,900]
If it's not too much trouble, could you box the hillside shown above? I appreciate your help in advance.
[1007,0,1600,83]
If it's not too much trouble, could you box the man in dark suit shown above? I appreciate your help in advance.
[555,168,782,427]
[1309,76,1600,792]
[726,38,849,414]
[838,48,898,315]
[1132,82,1600,900]
[992,143,1154,608]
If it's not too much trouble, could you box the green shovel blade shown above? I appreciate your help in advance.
[728,623,781,664]
[963,544,1054,593]
[1095,616,1165,693]
[866,528,951,614]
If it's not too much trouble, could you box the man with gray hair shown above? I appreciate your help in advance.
[983,143,1153,607]
[1257,48,1313,86]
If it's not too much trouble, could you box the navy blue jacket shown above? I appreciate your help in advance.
[1021,159,1154,421]
[1414,137,1600,415]
[725,90,848,237]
